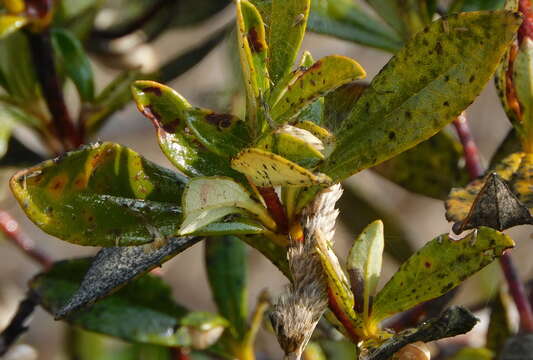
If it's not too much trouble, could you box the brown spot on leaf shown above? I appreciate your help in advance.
[247,28,264,53]
[142,86,163,96]
[206,113,234,130]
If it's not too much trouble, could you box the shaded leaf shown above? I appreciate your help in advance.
[236,0,269,134]
[486,293,512,357]
[0,15,27,39]
[51,28,94,101]
[179,176,274,235]
[373,131,465,200]
[347,220,384,322]
[205,236,248,340]
[267,0,309,84]
[32,259,227,348]
[83,69,141,136]
[449,348,493,360]
[10,142,186,247]
[0,32,38,100]
[449,0,505,12]
[323,81,367,134]
[231,147,331,186]
[501,334,533,360]
[371,227,514,324]
[322,11,522,182]
[0,136,44,167]
[307,0,402,53]
[452,173,533,234]
[365,307,478,360]
[511,152,533,209]
[56,236,202,318]
[132,81,243,179]
[0,99,42,129]
[365,0,408,37]
[270,55,365,125]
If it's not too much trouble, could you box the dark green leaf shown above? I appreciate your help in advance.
[32,259,227,348]
[56,236,202,318]
[205,236,248,340]
[449,0,505,13]
[371,227,514,324]
[486,293,512,357]
[51,28,94,101]
[308,0,403,53]
[132,81,245,179]
[323,81,367,133]
[10,142,187,247]
[373,131,465,200]
[322,11,522,182]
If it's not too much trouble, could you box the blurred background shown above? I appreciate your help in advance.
[0,0,532,359]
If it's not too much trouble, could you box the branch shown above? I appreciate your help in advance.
[0,210,52,269]
[0,293,39,356]
[453,112,484,179]
[26,29,81,149]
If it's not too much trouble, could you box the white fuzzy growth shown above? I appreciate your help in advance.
[270,184,343,359]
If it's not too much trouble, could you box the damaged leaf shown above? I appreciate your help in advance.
[31,259,227,348]
[231,147,332,186]
[322,11,522,181]
[10,142,186,247]
[55,236,202,318]
[370,227,514,324]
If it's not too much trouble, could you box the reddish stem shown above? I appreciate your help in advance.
[257,187,289,234]
[327,287,360,343]
[170,347,191,360]
[519,0,533,44]
[453,113,484,179]
[0,210,52,269]
[453,113,533,333]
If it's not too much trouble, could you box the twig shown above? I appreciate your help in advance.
[0,210,52,269]
[452,113,533,333]
[26,29,81,150]
[0,293,39,356]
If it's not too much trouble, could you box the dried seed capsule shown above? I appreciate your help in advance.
[393,342,431,360]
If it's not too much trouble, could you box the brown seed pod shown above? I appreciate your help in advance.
[392,342,431,360]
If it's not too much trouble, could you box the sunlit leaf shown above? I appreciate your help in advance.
[132,81,243,179]
[347,220,384,323]
[205,236,248,340]
[373,131,465,200]
[55,236,202,317]
[322,11,522,182]
[51,28,94,101]
[270,55,365,125]
[449,348,493,360]
[236,0,269,134]
[0,15,27,39]
[231,147,332,186]
[10,142,186,247]
[267,0,309,84]
[32,259,227,349]
[370,227,514,324]
[179,176,274,235]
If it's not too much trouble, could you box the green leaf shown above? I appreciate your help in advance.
[322,11,522,182]
[365,0,408,37]
[486,293,512,357]
[267,0,309,84]
[449,348,493,360]
[56,236,202,318]
[370,227,514,324]
[10,142,187,247]
[0,32,39,100]
[308,0,403,53]
[270,55,366,124]
[323,81,367,133]
[205,236,248,340]
[373,131,466,200]
[179,176,274,235]
[84,70,141,136]
[511,38,533,149]
[0,15,27,39]
[236,0,269,135]
[347,220,384,323]
[31,259,227,349]
[51,28,94,101]
[192,217,265,237]
[131,81,244,179]
[256,125,325,168]
[231,147,332,186]
[490,128,522,168]
[0,99,42,129]
[240,233,289,278]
